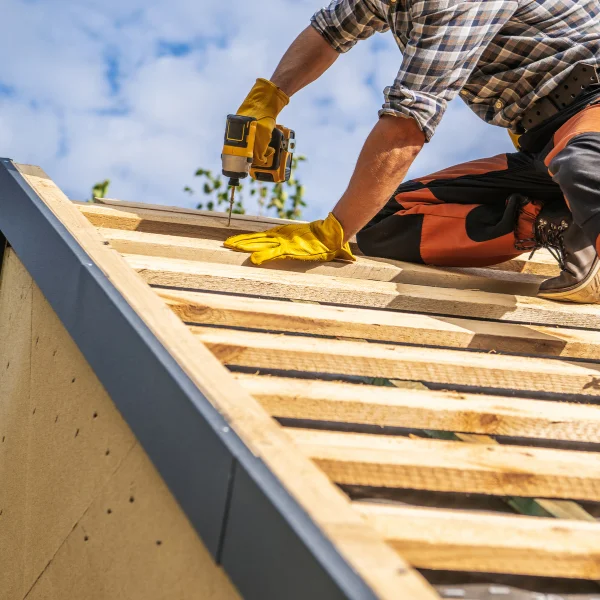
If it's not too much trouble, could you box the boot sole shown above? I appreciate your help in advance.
[537,257,600,303]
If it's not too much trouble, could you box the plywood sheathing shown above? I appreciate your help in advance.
[0,249,240,600]
[0,248,34,599]
[25,444,241,600]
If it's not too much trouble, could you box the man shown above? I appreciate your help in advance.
[224,0,600,303]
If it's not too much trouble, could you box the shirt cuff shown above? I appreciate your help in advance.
[379,86,447,142]
[310,14,357,54]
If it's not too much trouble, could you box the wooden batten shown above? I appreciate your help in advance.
[126,253,600,329]
[235,374,600,443]
[357,503,600,579]
[192,326,600,398]
[161,288,600,359]
[78,194,600,590]
[288,428,600,501]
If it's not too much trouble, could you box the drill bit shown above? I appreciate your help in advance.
[227,185,236,227]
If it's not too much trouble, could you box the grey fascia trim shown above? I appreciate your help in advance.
[0,159,379,600]
[0,229,6,274]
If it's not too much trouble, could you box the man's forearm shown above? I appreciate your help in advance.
[333,115,425,241]
[271,26,339,97]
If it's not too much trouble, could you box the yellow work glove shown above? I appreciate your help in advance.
[508,129,521,150]
[237,78,289,166]
[224,213,356,265]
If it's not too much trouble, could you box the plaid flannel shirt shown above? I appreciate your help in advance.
[311,0,600,140]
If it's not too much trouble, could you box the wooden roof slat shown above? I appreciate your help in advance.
[235,374,600,443]
[445,432,597,522]
[78,203,272,243]
[191,326,600,398]
[161,288,600,360]
[92,197,302,226]
[356,503,600,579]
[126,253,600,328]
[287,428,600,501]
[99,227,546,295]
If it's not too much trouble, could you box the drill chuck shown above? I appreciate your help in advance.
[221,154,251,182]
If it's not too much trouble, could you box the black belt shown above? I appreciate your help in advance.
[519,63,599,131]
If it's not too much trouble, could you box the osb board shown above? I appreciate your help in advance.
[0,248,33,599]
[25,443,240,600]
[0,250,239,600]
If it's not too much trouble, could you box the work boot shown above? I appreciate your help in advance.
[515,198,600,303]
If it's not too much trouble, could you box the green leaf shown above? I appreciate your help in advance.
[91,179,110,202]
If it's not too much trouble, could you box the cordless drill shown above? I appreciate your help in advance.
[221,114,296,225]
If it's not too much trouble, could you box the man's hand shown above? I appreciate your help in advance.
[237,79,289,166]
[224,213,355,265]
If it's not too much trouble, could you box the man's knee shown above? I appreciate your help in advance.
[549,133,600,191]
[549,133,600,222]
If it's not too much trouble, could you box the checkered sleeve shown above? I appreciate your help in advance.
[380,0,516,140]
[311,0,390,53]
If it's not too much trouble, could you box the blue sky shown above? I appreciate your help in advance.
[0,0,514,220]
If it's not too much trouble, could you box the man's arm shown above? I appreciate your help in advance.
[333,115,424,240]
[271,26,339,97]
[226,3,421,263]
[270,26,425,240]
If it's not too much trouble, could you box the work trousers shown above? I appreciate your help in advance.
[357,103,600,268]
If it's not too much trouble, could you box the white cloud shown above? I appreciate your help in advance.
[0,0,515,219]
